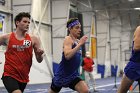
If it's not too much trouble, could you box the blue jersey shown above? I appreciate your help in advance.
[53,42,82,87]
[124,41,140,81]
[129,42,140,62]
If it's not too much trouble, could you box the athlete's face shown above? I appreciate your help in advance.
[16,17,30,32]
[70,23,81,38]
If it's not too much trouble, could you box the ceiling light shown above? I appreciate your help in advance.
[134,8,140,10]
[128,0,134,1]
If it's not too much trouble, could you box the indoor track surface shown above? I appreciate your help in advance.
[0,76,139,93]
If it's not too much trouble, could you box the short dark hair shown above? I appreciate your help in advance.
[66,18,79,28]
[14,12,31,27]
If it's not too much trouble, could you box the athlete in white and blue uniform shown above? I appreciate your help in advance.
[117,26,140,93]
[48,18,89,93]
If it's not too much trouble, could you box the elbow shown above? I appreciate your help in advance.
[134,48,140,52]
[37,59,43,63]
[36,56,43,63]
[64,54,72,60]
[134,46,140,51]
[64,52,73,60]
[65,55,71,60]
[36,55,43,63]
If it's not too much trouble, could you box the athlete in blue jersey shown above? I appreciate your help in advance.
[48,18,89,93]
[117,26,140,93]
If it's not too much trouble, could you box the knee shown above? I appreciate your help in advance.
[85,89,89,93]
[77,86,89,93]
[82,87,89,93]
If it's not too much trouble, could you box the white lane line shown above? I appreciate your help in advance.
[95,82,120,88]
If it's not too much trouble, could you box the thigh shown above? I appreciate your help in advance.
[74,80,89,93]
[69,77,88,92]
[117,74,134,93]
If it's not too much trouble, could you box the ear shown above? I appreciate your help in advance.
[68,27,71,31]
[16,21,19,26]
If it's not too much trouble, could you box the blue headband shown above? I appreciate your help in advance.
[68,20,80,28]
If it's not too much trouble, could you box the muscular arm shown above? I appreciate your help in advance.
[32,36,44,63]
[63,35,87,60]
[133,26,140,51]
[63,36,81,60]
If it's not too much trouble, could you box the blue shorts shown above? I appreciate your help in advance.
[124,61,140,81]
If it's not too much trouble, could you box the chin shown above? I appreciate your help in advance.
[24,29,28,31]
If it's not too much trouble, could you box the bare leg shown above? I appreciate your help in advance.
[117,74,134,93]
[75,80,89,93]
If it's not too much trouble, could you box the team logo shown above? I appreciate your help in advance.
[23,40,31,48]
[12,40,31,51]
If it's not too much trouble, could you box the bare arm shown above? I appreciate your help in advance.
[0,34,10,46]
[63,35,87,60]
[133,26,140,51]
[32,36,44,63]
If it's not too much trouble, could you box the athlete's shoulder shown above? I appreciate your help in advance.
[28,34,38,40]
[65,36,71,40]
[64,36,73,43]
[28,34,40,46]
[136,26,140,32]
[134,26,140,36]
[136,26,140,29]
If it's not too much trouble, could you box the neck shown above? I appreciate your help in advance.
[69,34,77,41]
[14,29,26,40]
[69,34,79,45]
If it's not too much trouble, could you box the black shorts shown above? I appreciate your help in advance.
[51,77,82,92]
[1,76,27,93]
